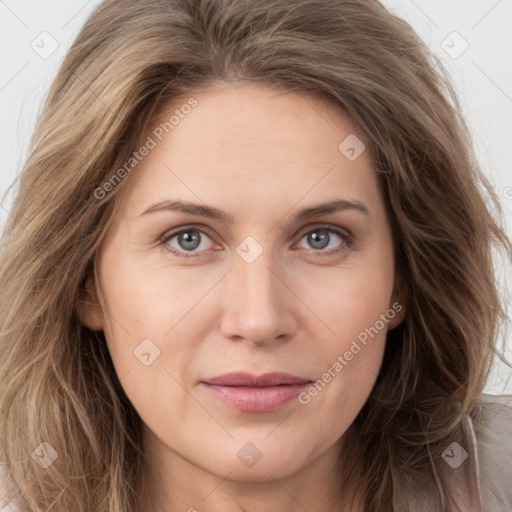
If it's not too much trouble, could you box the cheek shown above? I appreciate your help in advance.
[96,250,208,409]
[297,260,394,350]
[302,324,387,406]
[297,324,386,448]
[295,251,393,414]
[98,243,211,340]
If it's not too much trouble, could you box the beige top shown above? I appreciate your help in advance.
[392,393,512,511]
[1,394,511,511]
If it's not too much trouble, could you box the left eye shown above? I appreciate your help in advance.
[295,226,353,254]
[160,224,353,259]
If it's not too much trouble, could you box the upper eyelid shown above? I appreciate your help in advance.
[161,222,352,246]
[160,223,218,243]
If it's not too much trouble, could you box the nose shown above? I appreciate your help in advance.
[219,253,298,347]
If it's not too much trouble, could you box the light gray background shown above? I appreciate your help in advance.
[1,0,511,393]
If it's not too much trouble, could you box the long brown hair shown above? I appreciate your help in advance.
[1,0,510,510]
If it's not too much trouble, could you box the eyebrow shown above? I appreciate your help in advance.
[138,198,371,223]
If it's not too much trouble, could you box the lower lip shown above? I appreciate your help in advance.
[201,383,310,412]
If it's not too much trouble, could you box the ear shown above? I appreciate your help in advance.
[387,273,407,330]
[76,273,105,331]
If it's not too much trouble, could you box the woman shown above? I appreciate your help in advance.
[0,0,511,511]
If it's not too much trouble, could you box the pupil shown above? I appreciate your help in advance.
[309,229,329,249]
[179,230,200,250]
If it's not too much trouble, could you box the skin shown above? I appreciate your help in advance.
[78,81,406,512]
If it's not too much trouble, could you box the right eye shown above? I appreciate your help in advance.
[160,226,218,259]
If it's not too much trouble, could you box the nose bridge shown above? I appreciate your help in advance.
[234,233,280,298]
[220,238,295,344]
[235,241,282,315]
[239,251,277,305]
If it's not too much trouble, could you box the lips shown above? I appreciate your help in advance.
[201,372,312,412]
[203,372,311,387]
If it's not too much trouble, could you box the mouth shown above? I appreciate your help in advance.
[201,372,313,412]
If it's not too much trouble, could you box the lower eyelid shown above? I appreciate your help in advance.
[161,225,353,257]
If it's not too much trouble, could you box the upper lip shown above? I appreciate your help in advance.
[203,372,311,387]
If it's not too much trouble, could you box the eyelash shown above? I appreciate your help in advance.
[159,223,354,260]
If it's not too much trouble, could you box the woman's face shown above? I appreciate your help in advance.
[79,82,405,495]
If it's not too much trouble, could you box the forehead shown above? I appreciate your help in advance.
[117,82,381,218]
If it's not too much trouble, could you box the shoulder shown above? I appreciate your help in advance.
[470,393,512,511]
[392,394,512,512]
[0,463,19,512]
